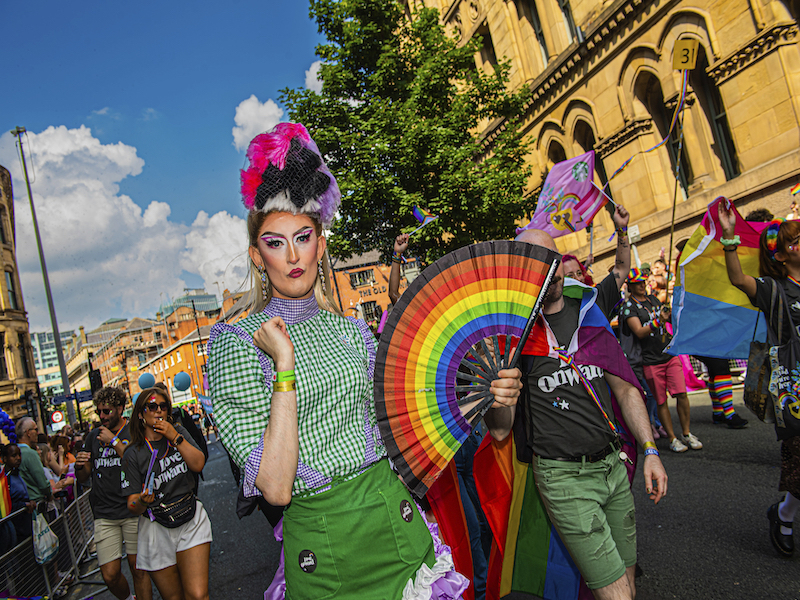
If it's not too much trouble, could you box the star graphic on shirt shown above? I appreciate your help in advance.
[552,401,559,408]
[559,399,570,410]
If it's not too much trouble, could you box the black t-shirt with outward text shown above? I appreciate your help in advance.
[595,274,623,319]
[86,422,134,520]
[524,297,617,459]
[621,295,671,366]
[123,425,200,506]
[751,277,800,342]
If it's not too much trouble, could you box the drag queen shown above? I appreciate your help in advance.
[207,123,521,599]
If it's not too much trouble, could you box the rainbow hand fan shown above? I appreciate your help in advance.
[375,240,560,496]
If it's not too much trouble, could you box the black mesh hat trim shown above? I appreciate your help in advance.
[254,139,331,210]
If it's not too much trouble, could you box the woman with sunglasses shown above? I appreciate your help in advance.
[208,123,522,599]
[124,386,211,600]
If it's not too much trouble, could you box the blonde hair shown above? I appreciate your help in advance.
[241,210,343,318]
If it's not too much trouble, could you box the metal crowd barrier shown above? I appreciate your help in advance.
[0,486,105,599]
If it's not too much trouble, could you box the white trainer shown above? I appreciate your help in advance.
[682,432,703,450]
[670,437,688,453]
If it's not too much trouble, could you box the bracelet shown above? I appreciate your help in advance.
[273,380,296,393]
[110,435,119,447]
[644,448,660,457]
[722,245,739,252]
[642,441,657,451]
[275,370,295,382]
[720,235,741,246]
[616,226,628,237]
[392,252,403,264]
[650,316,662,329]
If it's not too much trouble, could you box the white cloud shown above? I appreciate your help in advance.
[305,61,323,94]
[231,95,284,151]
[92,107,110,116]
[0,125,246,332]
[141,108,159,121]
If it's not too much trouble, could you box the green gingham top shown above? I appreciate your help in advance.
[207,295,385,498]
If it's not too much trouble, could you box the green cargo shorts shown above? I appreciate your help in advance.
[532,451,636,590]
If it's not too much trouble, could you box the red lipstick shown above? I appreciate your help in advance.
[289,269,304,278]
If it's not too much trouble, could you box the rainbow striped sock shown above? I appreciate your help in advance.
[712,375,734,419]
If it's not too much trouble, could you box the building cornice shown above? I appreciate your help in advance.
[708,21,799,84]
[595,117,654,158]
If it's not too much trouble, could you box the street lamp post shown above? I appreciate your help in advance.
[11,127,75,425]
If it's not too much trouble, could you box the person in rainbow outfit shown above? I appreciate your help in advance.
[207,122,523,599]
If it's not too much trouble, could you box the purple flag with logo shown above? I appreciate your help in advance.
[517,151,606,239]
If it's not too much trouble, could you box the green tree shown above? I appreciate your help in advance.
[282,0,532,263]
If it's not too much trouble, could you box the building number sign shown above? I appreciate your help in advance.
[673,39,699,70]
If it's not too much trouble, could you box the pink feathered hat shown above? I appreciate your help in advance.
[240,122,341,226]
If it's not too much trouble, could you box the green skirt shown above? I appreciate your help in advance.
[283,460,436,600]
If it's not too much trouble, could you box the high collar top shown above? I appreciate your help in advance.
[263,294,320,325]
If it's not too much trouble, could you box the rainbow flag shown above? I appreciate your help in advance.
[0,467,12,518]
[669,196,768,359]
[516,151,608,239]
[412,206,437,225]
[791,182,800,196]
[474,282,639,600]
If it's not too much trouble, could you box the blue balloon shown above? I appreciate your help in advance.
[174,371,192,392]
[138,372,156,389]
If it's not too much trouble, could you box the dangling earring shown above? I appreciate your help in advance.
[318,260,327,295]
[257,264,268,301]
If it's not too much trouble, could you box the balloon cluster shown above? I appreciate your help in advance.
[0,410,16,443]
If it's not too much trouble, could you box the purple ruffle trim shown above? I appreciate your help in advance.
[262,507,468,600]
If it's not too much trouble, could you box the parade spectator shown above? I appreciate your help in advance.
[124,386,211,600]
[3,444,35,543]
[50,435,76,465]
[746,208,774,223]
[13,417,51,505]
[489,228,667,600]
[75,385,152,600]
[787,200,798,221]
[37,442,73,518]
[718,204,800,556]
[622,269,703,453]
[208,123,511,597]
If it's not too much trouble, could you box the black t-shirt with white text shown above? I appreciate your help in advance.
[86,422,133,520]
[595,274,623,319]
[123,425,200,506]
[621,295,671,366]
[524,297,617,458]
[751,277,800,342]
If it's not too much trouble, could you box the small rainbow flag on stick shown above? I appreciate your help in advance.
[0,467,12,518]
[408,206,439,236]
[791,182,800,196]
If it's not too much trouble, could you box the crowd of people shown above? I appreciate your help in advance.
[1,121,797,600]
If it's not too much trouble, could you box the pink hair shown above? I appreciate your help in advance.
[562,254,595,286]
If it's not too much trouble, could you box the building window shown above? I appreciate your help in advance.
[476,23,498,72]
[5,271,18,310]
[177,351,182,363]
[350,269,375,288]
[18,333,32,379]
[521,0,548,66]
[558,0,580,44]
[0,334,7,380]
[0,210,6,245]
[692,50,740,181]
[363,301,379,322]
[170,355,175,366]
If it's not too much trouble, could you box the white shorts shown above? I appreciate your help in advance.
[135,500,213,572]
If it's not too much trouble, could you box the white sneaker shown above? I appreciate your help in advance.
[682,432,703,450]
[670,437,688,453]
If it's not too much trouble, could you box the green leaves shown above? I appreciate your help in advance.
[282,0,531,264]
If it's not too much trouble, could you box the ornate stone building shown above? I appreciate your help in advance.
[414,0,800,270]
[0,166,40,425]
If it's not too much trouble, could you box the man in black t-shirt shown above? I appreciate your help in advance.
[75,386,151,600]
[486,229,667,600]
[622,269,702,453]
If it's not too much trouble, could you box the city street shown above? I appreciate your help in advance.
[76,389,800,600]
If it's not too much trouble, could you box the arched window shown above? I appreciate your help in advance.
[476,23,498,72]
[558,0,580,44]
[635,72,692,196]
[519,0,548,66]
[547,140,568,168]
[690,48,739,181]
[574,120,614,201]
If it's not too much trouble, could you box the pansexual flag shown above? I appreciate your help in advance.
[516,151,607,239]
[412,206,438,226]
[669,196,768,359]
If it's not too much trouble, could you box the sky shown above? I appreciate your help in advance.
[0,0,325,333]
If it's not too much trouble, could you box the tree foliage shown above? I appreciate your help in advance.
[281,0,532,263]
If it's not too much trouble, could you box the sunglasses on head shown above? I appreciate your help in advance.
[145,401,170,413]
[95,408,113,416]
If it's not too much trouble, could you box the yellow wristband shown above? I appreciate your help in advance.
[273,381,296,393]
[643,441,657,451]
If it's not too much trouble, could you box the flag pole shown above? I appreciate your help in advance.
[407,216,439,237]
[590,180,618,207]
[667,69,689,289]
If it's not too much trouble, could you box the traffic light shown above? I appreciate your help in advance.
[89,369,103,394]
[23,390,38,420]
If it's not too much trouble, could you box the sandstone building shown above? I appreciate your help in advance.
[413,0,800,270]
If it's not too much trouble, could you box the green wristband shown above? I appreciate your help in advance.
[276,370,296,382]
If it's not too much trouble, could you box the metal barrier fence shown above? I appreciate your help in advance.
[0,487,105,599]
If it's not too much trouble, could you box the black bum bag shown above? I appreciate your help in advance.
[150,493,197,528]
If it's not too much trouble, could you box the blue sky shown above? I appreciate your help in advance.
[0,1,325,331]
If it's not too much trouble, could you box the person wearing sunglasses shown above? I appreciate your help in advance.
[75,386,152,600]
[124,386,210,600]
[13,417,52,506]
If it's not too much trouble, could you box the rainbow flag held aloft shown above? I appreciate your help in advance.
[411,206,438,226]
[669,196,768,359]
[791,182,800,196]
[0,467,12,519]
[516,151,608,239]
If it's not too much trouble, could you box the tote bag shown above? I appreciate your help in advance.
[33,510,59,564]
[768,282,800,438]
[743,279,779,423]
